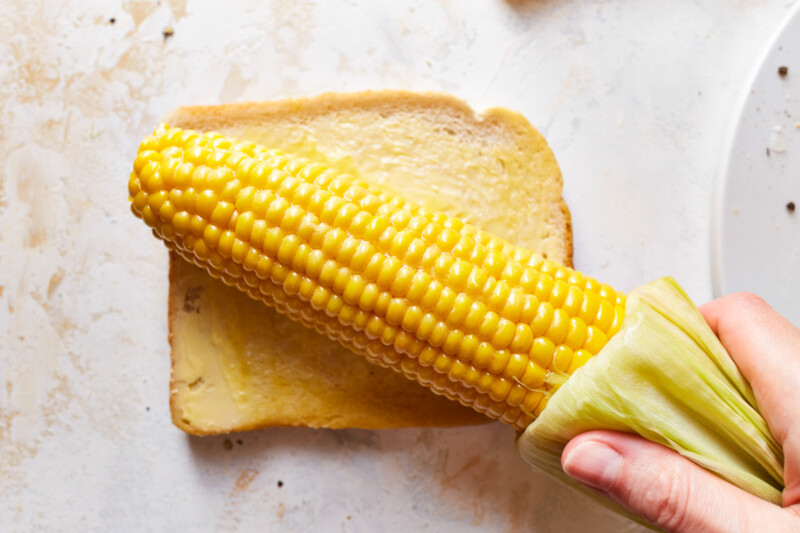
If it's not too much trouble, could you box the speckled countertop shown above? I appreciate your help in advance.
[1,1,795,531]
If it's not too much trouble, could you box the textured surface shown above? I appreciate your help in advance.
[0,0,795,531]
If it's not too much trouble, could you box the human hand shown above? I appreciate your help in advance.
[560,293,800,532]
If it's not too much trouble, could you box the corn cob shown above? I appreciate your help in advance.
[129,124,626,430]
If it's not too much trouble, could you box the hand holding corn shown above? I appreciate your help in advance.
[129,124,785,528]
[561,294,800,532]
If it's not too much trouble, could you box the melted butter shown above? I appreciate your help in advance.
[238,109,564,252]
[169,102,566,432]
[171,269,258,431]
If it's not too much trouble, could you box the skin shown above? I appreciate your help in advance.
[561,293,800,532]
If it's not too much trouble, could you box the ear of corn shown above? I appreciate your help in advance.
[129,124,626,430]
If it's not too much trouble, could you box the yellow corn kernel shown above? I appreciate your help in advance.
[509,324,533,353]
[478,311,501,339]
[472,342,494,370]
[491,319,516,349]
[442,330,464,356]
[202,224,222,248]
[501,289,525,322]
[466,267,489,295]
[577,290,601,325]
[583,325,609,354]
[444,294,471,328]
[462,366,482,387]
[433,287,457,318]
[436,227,460,252]
[567,348,593,374]
[544,308,570,345]
[533,396,549,416]
[521,363,546,389]
[462,301,487,332]
[172,211,191,235]
[563,317,588,350]
[376,257,402,290]
[235,211,255,240]
[458,334,480,363]
[502,260,524,285]
[534,274,554,302]
[520,294,539,324]
[489,378,512,402]
[428,321,450,348]
[342,275,367,306]
[553,344,574,373]
[147,190,168,213]
[433,353,453,374]
[420,280,444,310]
[210,201,235,227]
[506,384,527,407]
[610,305,625,334]
[483,249,507,278]
[357,283,380,312]
[403,237,427,266]
[377,226,398,252]
[385,298,407,327]
[336,237,359,267]
[548,279,569,308]
[502,353,528,381]
[562,285,583,316]
[446,259,471,291]
[531,337,556,368]
[487,349,511,375]
[390,266,415,297]
[419,246,441,269]
[448,360,470,382]
[531,301,554,337]
[476,373,496,395]
[594,299,615,331]
[519,267,540,292]
[488,280,511,312]
[229,238,248,264]
[389,230,415,258]
[418,346,438,367]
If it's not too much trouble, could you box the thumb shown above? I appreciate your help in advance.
[561,431,789,533]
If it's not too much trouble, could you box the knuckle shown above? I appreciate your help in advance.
[718,292,776,333]
[637,466,692,531]
[728,292,768,312]
[731,292,767,307]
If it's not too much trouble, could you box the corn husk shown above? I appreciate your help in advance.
[516,277,784,525]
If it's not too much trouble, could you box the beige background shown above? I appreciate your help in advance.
[1,0,794,531]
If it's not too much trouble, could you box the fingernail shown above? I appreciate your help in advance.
[563,441,622,492]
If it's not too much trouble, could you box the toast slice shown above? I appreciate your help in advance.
[165,91,571,435]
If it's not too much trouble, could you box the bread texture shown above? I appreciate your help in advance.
[165,90,572,435]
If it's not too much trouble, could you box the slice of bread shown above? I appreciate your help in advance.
[164,90,572,435]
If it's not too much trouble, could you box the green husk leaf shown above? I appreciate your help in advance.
[516,277,784,525]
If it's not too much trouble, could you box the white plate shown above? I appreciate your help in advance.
[712,3,800,327]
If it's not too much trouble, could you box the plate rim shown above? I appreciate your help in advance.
[710,1,800,299]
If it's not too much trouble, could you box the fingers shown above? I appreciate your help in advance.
[562,431,796,533]
[699,294,800,445]
[700,293,800,506]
